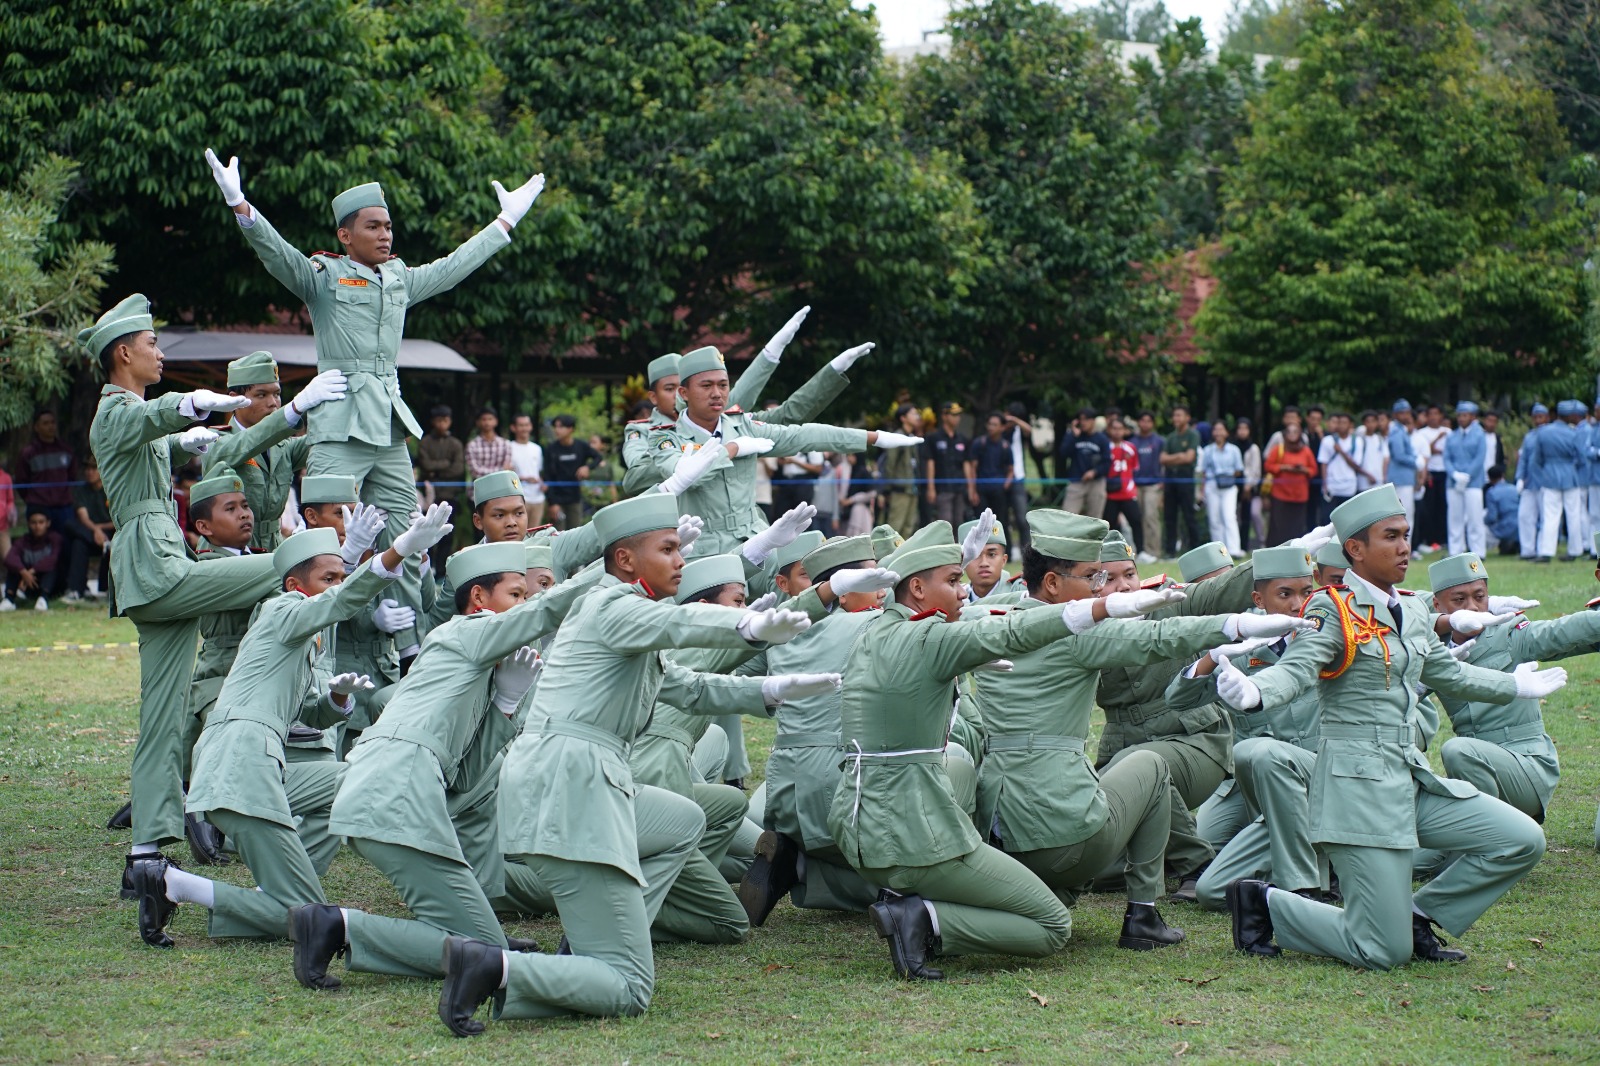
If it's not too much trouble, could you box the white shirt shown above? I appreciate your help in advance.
[1317,433,1362,497]
[1353,432,1387,489]
[509,439,544,504]
[1007,425,1026,481]
[1342,565,1403,618]
[1413,425,1448,472]
[781,451,824,479]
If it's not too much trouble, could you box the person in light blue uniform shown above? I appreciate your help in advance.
[1535,402,1586,560]
[1387,400,1420,530]
[1442,402,1486,557]
[1584,403,1600,558]
[1515,404,1547,561]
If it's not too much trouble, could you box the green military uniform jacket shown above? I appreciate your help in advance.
[189,542,272,726]
[336,592,401,731]
[1250,578,1520,848]
[238,211,510,446]
[187,562,391,825]
[201,410,311,551]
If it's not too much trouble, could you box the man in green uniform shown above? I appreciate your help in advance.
[882,403,926,538]
[84,295,284,896]
[1313,541,1348,587]
[1223,485,1562,969]
[959,516,1011,602]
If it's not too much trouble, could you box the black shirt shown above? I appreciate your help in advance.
[922,428,970,490]
[544,438,601,504]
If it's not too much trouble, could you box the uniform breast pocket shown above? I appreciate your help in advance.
[601,759,636,799]
[264,734,287,782]
[1326,750,1384,781]
[333,281,378,305]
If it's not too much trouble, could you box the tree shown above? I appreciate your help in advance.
[1221,0,1312,57]
[1196,0,1590,406]
[0,157,115,433]
[1081,0,1175,43]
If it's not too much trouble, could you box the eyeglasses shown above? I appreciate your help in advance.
[1067,568,1110,592]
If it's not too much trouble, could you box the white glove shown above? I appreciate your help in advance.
[746,591,778,612]
[761,672,841,706]
[392,502,454,558]
[759,306,811,363]
[1488,595,1539,613]
[204,148,245,206]
[743,503,818,567]
[737,607,813,644]
[340,503,387,569]
[1061,600,1101,634]
[1452,471,1471,491]
[1208,636,1277,668]
[873,431,923,449]
[1222,613,1318,640]
[491,173,545,228]
[290,369,348,416]
[830,342,874,375]
[327,672,375,711]
[657,444,723,496]
[1214,656,1263,710]
[1104,587,1187,619]
[727,437,776,458]
[181,389,251,417]
[972,659,1014,673]
[960,508,998,568]
[371,598,416,635]
[1289,522,1336,555]
[175,427,219,455]
[1516,479,1525,493]
[1512,661,1567,699]
[828,567,899,597]
[492,646,542,714]
[676,513,704,553]
[1448,637,1477,661]
[1445,609,1519,636]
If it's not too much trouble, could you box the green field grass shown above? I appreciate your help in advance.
[2,557,1598,1064]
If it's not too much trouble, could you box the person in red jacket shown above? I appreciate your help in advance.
[2,510,64,610]
[1102,417,1146,557]
[1262,423,1317,544]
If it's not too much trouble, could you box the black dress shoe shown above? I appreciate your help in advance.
[505,935,542,953]
[122,851,182,899]
[185,813,229,866]
[286,724,325,745]
[106,801,132,830]
[1412,915,1467,962]
[868,890,943,981]
[1118,903,1185,950]
[737,830,800,927]
[439,936,504,1037]
[723,778,746,791]
[125,854,178,948]
[288,904,347,989]
[1226,879,1280,957]
[1168,861,1210,904]
[555,935,572,955]
[1293,887,1341,905]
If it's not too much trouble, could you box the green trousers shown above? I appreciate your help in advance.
[1011,748,1172,905]
[792,843,879,912]
[205,809,326,939]
[1099,738,1223,881]
[859,844,1072,959]
[1195,781,1251,853]
[1233,737,1319,894]
[344,838,508,979]
[1267,788,1545,970]
[887,493,918,539]
[691,723,729,783]
[719,783,764,884]
[124,553,279,847]
[655,784,749,944]
[708,714,751,781]
[1440,737,1547,823]
[945,743,978,821]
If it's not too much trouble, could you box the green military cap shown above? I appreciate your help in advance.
[1253,544,1314,581]
[803,535,876,579]
[676,554,748,603]
[473,470,522,505]
[1098,529,1135,564]
[677,345,727,383]
[647,353,681,387]
[958,518,1007,549]
[1315,541,1349,569]
[274,527,342,579]
[1178,542,1234,582]
[881,521,962,583]
[191,467,245,505]
[871,524,905,561]
[447,542,527,588]
[767,530,825,576]
[77,293,154,358]
[226,351,279,388]
[1028,509,1109,563]
[1331,484,1405,543]
[300,474,360,506]
[331,181,386,225]
[592,493,680,549]
[1429,552,1488,593]
[524,541,553,572]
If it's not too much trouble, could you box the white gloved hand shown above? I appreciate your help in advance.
[371,597,416,634]
[204,148,245,206]
[1446,609,1520,637]
[1222,613,1318,640]
[1208,636,1277,668]
[491,173,545,228]
[960,508,998,567]
[182,389,251,417]
[1488,595,1539,613]
[737,607,813,645]
[1452,471,1471,491]
[676,513,704,553]
[759,306,811,363]
[828,567,899,597]
[492,646,542,714]
[1061,599,1100,634]
[1516,479,1525,493]
[290,369,348,416]
[972,659,1014,673]
[746,591,778,612]
[1448,637,1477,661]
[657,443,723,496]
[392,502,454,557]
[742,503,817,566]
[873,431,923,449]
[175,427,219,455]
[340,502,387,569]
[1289,522,1337,555]
[327,672,375,711]
[830,342,874,375]
[727,437,776,458]
[761,672,841,706]
[1512,661,1567,699]
[1104,587,1187,619]
[1214,656,1264,710]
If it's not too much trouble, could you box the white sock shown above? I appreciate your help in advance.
[398,644,420,659]
[339,908,351,946]
[130,842,159,856]
[922,899,941,939]
[1412,903,1430,920]
[795,851,808,884]
[499,950,510,990]
[163,866,215,908]
[1128,901,1154,907]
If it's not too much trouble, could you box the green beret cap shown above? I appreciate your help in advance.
[647,353,681,387]
[958,518,1007,549]
[331,181,386,225]
[1331,484,1405,542]
[523,541,553,572]
[77,293,154,358]
[1028,509,1110,563]
[1252,545,1314,581]
[592,493,680,549]
[447,542,528,588]
[1315,541,1349,569]
[226,351,279,388]
[1098,529,1136,564]
[871,524,905,561]
[803,535,876,580]
[766,530,825,577]
[1429,552,1488,594]
[1178,542,1234,582]
[473,470,522,505]
[676,554,748,603]
[190,467,245,505]
[881,521,962,584]
[677,345,727,383]
[274,527,342,579]
[299,475,359,506]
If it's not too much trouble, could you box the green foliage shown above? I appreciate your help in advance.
[0,157,115,433]
[1222,0,1313,57]
[1197,0,1591,408]
[1080,0,1174,43]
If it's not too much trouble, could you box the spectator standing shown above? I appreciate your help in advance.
[583,433,621,513]
[544,414,600,529]
[971,412,1014,539]
[1443,401,1487,557]
[1102,417,1147,559]
[1263,404,1301,454]
[812,453,845,538]
[881,402,923,537]
[754,400,780,522]
[1412,403,1450,550]
[465,406,512,500]
[507,413,545,527]
[1516,403,1549,560]
[1484,465,1519,554]
[1355,410,1389,493]
[1386,401,1420,530]
[773,448,824,515]
[3,509,63,610]
[1131,410,1165,560]
[1316,412,1364,520]
[841,453,878,536]
[1159,404,1204,556]
[415,404,465,564]
[1059,407,1110,519]
[13,410,83,598]
[1262,422,1317,544]
[1235,418,1265,551]
[1199,420,1245,557]
[1303,405,1326,506]
[71,456,115,599]
[1001,402,1038,553]
[1481,409,1503,477]
[922,401,971,527]
[1532,401,1587,560]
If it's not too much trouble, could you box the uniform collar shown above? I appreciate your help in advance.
[676,409,724,442]
[1342,566,1398,609]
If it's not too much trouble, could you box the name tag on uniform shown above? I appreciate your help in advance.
[338,278,370,287]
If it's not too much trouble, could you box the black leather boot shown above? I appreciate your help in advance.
[868,890,943,981]
[185,812,229,866]
[504,935,542,953]
[737,830,800,927]
[1412,915,1467,962]
[1118,903,1185,950]
[1168,861,1210,904]
[286,724,325,745]
[288,904,348,989]
[1226,879,1280,957]
[125,853,178,948]
[438,937,504,1037]
[106,801,132,830]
